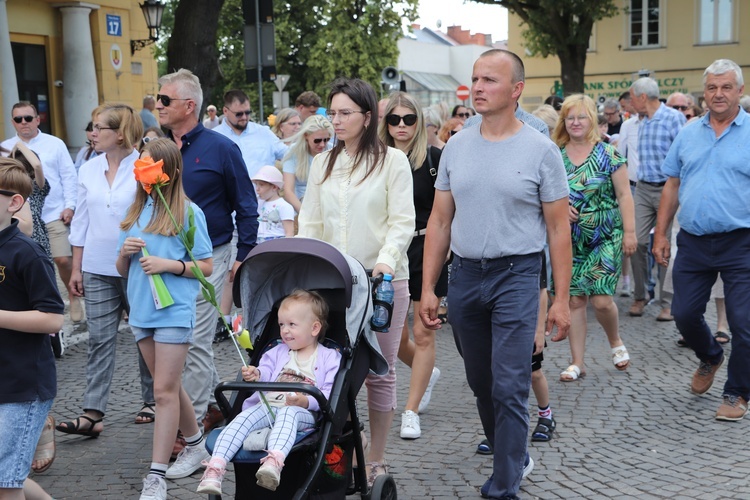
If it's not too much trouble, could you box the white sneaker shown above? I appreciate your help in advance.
[522,455,534,479]
[165,444,210,479]
[418,367,441,413]
[619,281,631,297]
[400,410,421,439]
[140,474,167,500]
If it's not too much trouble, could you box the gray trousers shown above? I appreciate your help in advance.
[182,242,232,426]
[631,182,673,308]
[82,272,154,415]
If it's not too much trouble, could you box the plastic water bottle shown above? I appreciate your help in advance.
[372,274,394,331]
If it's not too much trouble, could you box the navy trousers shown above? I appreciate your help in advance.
[672,228,750,400]
[449,253,540,499]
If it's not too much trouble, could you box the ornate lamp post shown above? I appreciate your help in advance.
[130,0,165,55]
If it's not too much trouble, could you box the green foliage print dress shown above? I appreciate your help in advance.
[563,142,626,297]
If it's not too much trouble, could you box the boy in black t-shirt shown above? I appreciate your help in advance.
[0,159,64,497]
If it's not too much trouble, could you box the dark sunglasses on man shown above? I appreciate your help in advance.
[12,115,35,124]
[385,114,418,127]
[671,105,689,111]
[233,110,252,118]
[156,94,190,107]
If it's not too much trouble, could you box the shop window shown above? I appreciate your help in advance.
[697,0,735,44]
[628,0,662,48]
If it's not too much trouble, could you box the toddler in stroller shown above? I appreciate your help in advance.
[197,289,341,494]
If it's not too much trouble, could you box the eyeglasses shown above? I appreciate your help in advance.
[232,110,252,118]
[426,123,437,128]
[156,94,190,107]
[0,189,18,197]
[326,110,365,121]
[385,113,418,127]
[455,113,470,119]
[93,124,116,132]
[671,105,689,111]
[603,111,619,117]
[12,115,35,124]
[565,115,591,123]
[312,137,330,144]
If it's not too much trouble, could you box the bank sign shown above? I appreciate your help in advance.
[553,77,689,100]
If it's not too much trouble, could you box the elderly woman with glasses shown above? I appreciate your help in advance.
[271,108,302,144]
[298,78,415,487]
[281,115,334,214]
[551,94,636,382]
[378,91,447,441]
[57,103,155,437]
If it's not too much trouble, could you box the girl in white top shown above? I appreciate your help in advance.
[251,165,295,243]
[298,77,415,486]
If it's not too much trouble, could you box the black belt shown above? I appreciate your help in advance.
[640,180,666,187]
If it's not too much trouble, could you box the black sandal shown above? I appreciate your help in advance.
[56,415,102,438]
[134,402,156,424]
[531,417,556,442]
[476,438,493,455]
[714,331,731,345]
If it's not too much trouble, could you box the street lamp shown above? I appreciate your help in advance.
[130,0,166,55]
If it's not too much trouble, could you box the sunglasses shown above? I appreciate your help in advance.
[450,130,459,136]
[156,94,190,107]
[671,105,689,111]
[12,115,35,124]
[685,114,694,120]
[312,137,330,144]
[385,114,418,127]
[142,136,155,144]
[232,110,252,118]
[0,189,18,197]
[456,113,470,119]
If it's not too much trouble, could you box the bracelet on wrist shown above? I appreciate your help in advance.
[176,260,186,276]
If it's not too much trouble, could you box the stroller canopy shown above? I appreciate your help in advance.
[233,237,388,375]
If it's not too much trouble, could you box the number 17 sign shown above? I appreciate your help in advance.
[106,14,122,37]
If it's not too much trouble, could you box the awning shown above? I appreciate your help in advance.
[402,71,461,92]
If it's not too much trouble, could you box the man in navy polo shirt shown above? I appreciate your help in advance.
[155,69,258,467]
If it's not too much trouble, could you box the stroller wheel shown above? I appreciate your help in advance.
[369,474,397,500]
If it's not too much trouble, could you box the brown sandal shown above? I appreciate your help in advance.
[32,415,56,473]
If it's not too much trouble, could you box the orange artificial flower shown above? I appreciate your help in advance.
[134,156,170,194]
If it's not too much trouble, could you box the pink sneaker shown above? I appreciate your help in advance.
[256,450,285,491]
[196,457,227,495]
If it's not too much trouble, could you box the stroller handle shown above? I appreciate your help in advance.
[214,381,332,421]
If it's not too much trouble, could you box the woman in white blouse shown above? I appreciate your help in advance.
[57,104,154,437]
[298,78,415,486]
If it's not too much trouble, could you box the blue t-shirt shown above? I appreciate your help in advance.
[282,155,312,202]
[118,201,213,328]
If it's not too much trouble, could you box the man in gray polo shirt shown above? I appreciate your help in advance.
[420,49,571,499]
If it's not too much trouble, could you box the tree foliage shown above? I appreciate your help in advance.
[472,0,620,94]
[155,0,417,120]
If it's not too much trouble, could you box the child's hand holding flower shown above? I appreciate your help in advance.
[120,237,146,258]
[241,365,260,382]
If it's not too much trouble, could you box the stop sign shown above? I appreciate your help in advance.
[456,85,470,101]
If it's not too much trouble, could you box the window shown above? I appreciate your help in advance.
[629,0,662,48]
[698,0,735,44]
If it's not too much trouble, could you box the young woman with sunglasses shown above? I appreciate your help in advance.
[298,78,415,486]
[378,91,448,441]
[281,115,334,214]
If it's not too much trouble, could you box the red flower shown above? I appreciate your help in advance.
[324,445,346,478]
[134,156,170,194]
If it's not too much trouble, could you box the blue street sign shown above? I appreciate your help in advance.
[106,15,122,37]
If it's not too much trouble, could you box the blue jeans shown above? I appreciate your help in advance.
[0,398,53,488]
[672,228,750,400]
[449,253,540,499]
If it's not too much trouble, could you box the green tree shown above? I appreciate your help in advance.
[473,0,620,95]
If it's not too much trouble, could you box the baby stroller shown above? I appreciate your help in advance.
[205,237,397,499]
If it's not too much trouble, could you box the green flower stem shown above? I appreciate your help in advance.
[152,185,274,417]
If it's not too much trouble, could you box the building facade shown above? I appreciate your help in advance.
[0,0,160,149]
[508,0,749,110]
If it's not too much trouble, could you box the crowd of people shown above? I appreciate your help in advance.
[1,51,749,500]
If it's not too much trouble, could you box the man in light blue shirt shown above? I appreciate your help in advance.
[214,89,287,178]
[653,59,750,422]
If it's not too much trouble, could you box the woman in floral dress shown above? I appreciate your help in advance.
[551,94,636,382]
